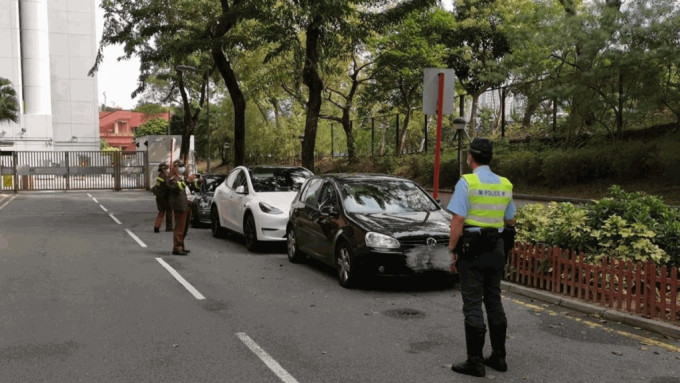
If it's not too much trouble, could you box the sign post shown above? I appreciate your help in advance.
[423,68,455,200]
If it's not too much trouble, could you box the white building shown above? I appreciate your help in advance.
[0,0,99,151]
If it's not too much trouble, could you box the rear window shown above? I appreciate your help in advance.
[340,180,439,214]
[248,167,313,193]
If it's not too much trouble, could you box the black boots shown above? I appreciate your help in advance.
[484,322,508,372]
[451,323,486,377]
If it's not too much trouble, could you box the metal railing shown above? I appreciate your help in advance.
[0,151,148,192]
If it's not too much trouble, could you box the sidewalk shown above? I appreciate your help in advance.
[502,281,680,339]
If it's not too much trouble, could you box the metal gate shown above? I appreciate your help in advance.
[0,151,149,192]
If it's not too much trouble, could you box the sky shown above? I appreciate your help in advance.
[94,1,455,110]
[95,6,141,110]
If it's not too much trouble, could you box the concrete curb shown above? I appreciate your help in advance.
[501,281,680,340]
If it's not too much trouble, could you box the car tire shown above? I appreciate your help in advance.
[336,241,360,289]
[286,225,304,263]
[243,213,260,252]
[210,206,228,238]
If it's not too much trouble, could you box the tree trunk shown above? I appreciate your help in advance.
[398,109,412,155]
[212,48,246,167]
[301,19,323,172]
[342,111,356,160]
[522,97,541,128]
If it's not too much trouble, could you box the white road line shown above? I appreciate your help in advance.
[236,332,300,383]
[87,193,92,198]
[99,204,108,212]
[92,197,99,203]
[125,229,147,248]
[0,196,16,211]
[155,258,206,300]
[109,213,121,224]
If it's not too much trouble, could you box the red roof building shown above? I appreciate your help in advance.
[99,110,171,151]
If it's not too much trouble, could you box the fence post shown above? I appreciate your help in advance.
[371,118,375,156]
[114,151,121,191]
[65,152,70,190]
[12,151,18,193]
[143,151,150,190]
[395,114,400,155]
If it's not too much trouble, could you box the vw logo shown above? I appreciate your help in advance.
[426,237,437,247]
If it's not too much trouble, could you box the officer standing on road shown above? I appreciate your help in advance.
[152,162,173,233]
[168,159,197,255]
[447,138,517,378]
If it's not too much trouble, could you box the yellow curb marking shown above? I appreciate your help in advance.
[507,297,680,353]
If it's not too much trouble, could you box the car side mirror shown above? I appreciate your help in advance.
[320,204,338,217]
[235,185,247,194]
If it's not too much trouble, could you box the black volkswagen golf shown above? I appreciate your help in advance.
[286,174,454,288]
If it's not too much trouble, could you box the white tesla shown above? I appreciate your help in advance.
[210,165,313,251]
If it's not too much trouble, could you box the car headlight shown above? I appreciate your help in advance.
[365,232,400,248]
[259,202,283,215]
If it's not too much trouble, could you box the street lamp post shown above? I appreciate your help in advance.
[176,65,211,172]
[452,117,469,177]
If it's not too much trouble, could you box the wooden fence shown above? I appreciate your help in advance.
[506,242,679,325]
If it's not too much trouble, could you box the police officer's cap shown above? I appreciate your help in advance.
[172,159,184,167]
[469,138,493,156]
[158,162,168,171]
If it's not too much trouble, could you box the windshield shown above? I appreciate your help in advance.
[249,167,313,193]
[340,180,439,214]
[204,175,226,193]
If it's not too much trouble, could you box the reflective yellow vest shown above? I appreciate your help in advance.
[462,173,513,228]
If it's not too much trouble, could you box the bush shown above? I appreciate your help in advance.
[495,150,543,184]
[516,186,680,267]
[603,141,661,182]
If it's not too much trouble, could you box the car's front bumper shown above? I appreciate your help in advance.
[255,212,288,242]
[355,245,454,276]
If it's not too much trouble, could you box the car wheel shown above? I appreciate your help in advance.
[243,213,259,251]
[336,242,360,288]
[286,225,304,263]
[210,206,228,238]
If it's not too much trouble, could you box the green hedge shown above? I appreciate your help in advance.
[516,186,680,267]
[495,138,672,188]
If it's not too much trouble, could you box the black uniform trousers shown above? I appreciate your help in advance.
[457,238,507,330]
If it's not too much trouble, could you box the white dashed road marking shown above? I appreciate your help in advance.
[155,258,206,300]
[236,332,300,383]
[125,229,147,248]
[109,213,121,225]
[92,198,99,203]
[0,195,16,211]
[99,204,108,212]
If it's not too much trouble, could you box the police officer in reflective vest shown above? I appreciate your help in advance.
[447,138,516,377]
[168,159,197,255]
[152,162,173,233]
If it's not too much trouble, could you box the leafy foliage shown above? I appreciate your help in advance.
[134,118,169,138]
[516,186,679,267]
[0,77,19,124]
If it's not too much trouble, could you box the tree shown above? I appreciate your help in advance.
[0,77,19,124]
[262,0,436,171]
[91,0,260,166]
[365,7,450,155]
[443,0,513,132]
[134,117,170,138]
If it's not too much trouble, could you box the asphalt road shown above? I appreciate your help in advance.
[0,191,678,383]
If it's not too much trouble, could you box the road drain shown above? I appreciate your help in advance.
[383,308,426,319]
